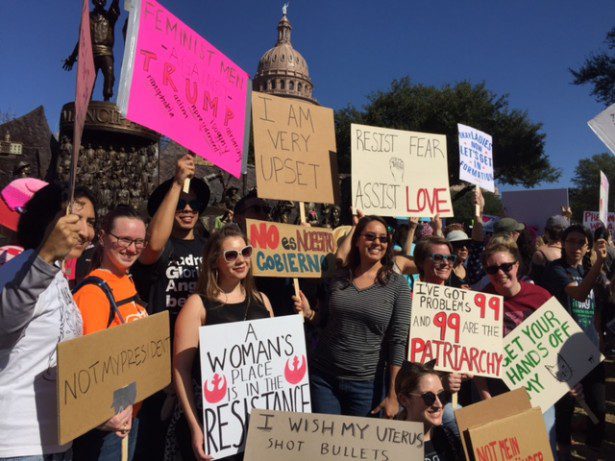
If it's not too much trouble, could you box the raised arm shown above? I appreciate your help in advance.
[335,209,364,266]
[139,155,194,265]
[565,239,607,302]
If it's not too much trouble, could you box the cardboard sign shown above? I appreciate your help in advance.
[247,219,336,278]
[351,123,453,217]
[600,170,609,226]
[588,102,615,155]
[118,0,249,177]
[458,123,495,193]
[456,389,532,460]
[468,408,553,461]
[583,210,615,233]
[252,92,337,203]
[244,409,424,461]
[501,297,603,412]
[199,315,311,459]
[57,312,171,444]
[69,0,96,201]
[501,189,569,231]
[409,282,504,378]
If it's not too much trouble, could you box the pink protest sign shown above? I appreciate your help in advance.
[118,0,249,177]
[71,0,96,202]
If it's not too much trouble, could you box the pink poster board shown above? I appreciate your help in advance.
[71,0,96,200]
[119,0,249,177]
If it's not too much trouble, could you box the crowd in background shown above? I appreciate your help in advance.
[0,154,612,461]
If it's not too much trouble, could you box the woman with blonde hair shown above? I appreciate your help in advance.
[167,224,273,461]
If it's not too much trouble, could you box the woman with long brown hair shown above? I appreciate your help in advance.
[167,224,273,461]
[294,215,411,419]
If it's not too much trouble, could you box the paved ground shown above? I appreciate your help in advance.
[570,356,614,460]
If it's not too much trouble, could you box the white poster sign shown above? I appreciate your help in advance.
[599,171,609,227]
[588,102,615,155]
[351,123,453,217]
[199,315,311,459]
[458,123,495,192]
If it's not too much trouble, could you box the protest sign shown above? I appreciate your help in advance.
[600,170,609,226]
[468,408,553,461]
[408,282,504,378]
[247,219,336,278]
[252,92,337,203]
[118,0,249,178]
[588,102,615,155]
[244,409,424,461]
[69,0,96,203]
[502,189,569,231]
[199,315,310,459]
[456,389,532,460]
[57,312,171,444]
[351,123,453,217]
[458,123,495,193]
[501,297,603,412]
[583,210,615,233]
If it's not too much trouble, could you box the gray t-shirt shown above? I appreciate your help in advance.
[313,271,411,380]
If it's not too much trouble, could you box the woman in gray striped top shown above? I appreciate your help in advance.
[293,216,411,418]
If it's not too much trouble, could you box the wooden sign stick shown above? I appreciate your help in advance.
[294,202,307,311]
[475,185,481,217]
[576,396,599,425]
[121,437,128,461]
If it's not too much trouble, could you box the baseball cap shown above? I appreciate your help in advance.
[493,217,525,234]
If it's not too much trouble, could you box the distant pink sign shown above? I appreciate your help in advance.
[120,0,249,177]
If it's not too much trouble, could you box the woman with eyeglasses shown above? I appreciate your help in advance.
[294,216,411,419]
[395,361,462,461]
[542,225,607,458]
[72,205,149,460]
[168,224,273,461]
[477,239,556,456]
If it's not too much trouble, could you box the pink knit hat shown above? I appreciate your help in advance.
[1,178,48,212]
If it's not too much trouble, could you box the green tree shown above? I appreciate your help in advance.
[569,153,615,222]
[335,78,560,188]
[570,27,615,106]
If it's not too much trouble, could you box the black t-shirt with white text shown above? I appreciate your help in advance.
[132,237,205,329]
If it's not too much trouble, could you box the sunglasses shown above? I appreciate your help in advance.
[361,232,390,244]
[176,198,204,213]
[428,253,457,264]
[223,245,253,262]
[408,389,450,407]
[452,241,469,249]
[485,261,517,275]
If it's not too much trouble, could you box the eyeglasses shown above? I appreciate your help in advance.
[176,198,204,213]
[564,239,588,248]
[361,232,390,244]
[408,390,450,406]
[109,233,147,250]
[485,261,517,275]
[223,245,253,262]
[428,253,457,264]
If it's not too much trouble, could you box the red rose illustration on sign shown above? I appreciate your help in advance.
[203,373,227,403]
[284,355,307,385]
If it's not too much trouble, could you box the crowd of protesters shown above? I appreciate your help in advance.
[1,154,613,461]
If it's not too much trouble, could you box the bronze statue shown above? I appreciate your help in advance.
[63,0,120,101]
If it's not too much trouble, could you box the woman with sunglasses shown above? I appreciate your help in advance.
[294,216,411,419]
[72,205,149,460]
[445,230,472,289]
[541,225,607,458]
[169,224,273,461]
[396,361,462,461]
[478,239,557,456]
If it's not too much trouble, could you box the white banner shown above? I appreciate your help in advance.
[458,123,495,192]
[199,315,310,459]
[600,171,609,226]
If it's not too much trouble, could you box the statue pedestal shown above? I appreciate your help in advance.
[54,101,160,216]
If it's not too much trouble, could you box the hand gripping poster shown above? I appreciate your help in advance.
[199,315,311,459]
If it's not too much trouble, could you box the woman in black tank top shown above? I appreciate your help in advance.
[166,225,273,461]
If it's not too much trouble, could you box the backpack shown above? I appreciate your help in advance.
[73,276,145,327]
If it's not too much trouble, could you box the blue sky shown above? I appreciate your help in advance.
[0,0,612,191]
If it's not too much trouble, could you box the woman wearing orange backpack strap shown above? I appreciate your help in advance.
[72,205,148,461]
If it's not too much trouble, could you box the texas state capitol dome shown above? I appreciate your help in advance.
[253,9,317,104]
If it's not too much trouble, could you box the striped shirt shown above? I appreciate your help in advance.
[312,271,412,380]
